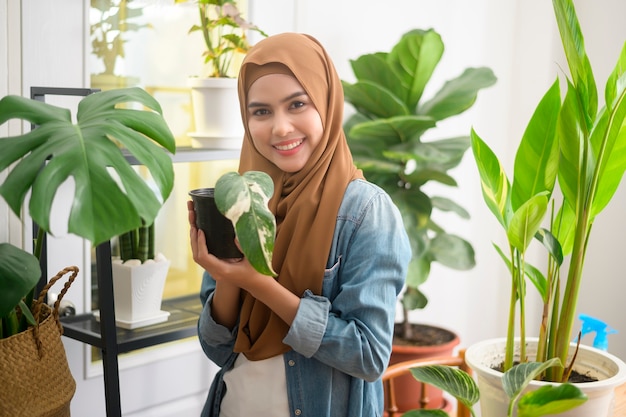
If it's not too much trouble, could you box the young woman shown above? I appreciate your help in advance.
[188,32,411,417]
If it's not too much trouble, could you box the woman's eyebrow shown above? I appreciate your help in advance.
[247,91,308,108]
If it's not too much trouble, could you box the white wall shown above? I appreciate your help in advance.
[3,0,626,415]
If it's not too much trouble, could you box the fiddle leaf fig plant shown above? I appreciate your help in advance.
[342,28,496,340]
[0,86,176,338]
[214,170,277,276]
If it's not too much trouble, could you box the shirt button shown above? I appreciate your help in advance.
[288,360,295,367]
[294,409,301,415]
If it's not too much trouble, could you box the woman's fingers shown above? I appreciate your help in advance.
[187,200,196,228]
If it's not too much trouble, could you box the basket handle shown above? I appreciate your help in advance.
[31,266,79,354]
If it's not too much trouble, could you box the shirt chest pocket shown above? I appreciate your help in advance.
[322,255,341,298]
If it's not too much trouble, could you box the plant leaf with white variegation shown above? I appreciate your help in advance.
[214,171,277,277]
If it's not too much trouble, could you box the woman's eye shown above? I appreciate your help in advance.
[252,108,270,116]
[291,101,305,109]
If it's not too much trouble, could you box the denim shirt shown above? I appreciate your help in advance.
[198,179,411,417]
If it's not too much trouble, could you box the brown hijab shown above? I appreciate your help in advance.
[234,33,363,360]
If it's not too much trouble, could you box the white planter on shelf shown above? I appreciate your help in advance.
[107,253,171,329]
[465,337,626,417]
[188,77,243,149]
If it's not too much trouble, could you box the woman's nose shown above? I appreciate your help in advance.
[272,112,294,137]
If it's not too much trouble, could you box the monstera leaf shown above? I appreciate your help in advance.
[0,87,176,246]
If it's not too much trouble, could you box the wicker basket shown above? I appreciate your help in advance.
[0,266,79,417]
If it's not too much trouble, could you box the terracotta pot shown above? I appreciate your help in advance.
[387,323,460,413]
[466,337,626,417]
[189,188,243,259]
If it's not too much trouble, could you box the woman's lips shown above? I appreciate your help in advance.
[274,138,304,151]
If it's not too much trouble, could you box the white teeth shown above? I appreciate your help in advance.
[275,140,302,151]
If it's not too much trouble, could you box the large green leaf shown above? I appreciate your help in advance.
[553,202,576,256]
[419,67,497,122]
[430,233,475,270]
[388,29,444,110]
[605,42,626,109]
[214,171,277,277]
[552,0,597,126]
[556,81,587,212]
[348,115,436,144]
[349,52,405,101]
[589,56,626,216]
[0,243,41,318]
[507,193,549,254]
[431,196,470,219]
[471,129,510,227]
[0,87,176,246]
[517,383,587,417]
[342,80,409,119]
[511,79,561,211]
[588,105,626,218]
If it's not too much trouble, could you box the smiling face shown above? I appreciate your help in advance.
[245,73,324,173]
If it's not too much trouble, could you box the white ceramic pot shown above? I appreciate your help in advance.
[188,77,243,149]
[465,337,626,417]
[110,253,171,329]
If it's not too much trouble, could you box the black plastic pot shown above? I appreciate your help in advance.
[189,188,243,259]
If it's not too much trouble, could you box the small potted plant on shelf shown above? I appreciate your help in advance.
[342,28,496,413]
[400,0,626,416]
[175,0,267,148]
[109,221,172,329]
[0,86,176,415]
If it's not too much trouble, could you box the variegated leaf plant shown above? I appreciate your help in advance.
[214,171,277,277]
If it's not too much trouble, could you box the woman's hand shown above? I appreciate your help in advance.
[187,200,300,326]
[188,200,255,285]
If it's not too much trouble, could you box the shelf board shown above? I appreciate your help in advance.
[123,146,240,165]
[61,295,203,354]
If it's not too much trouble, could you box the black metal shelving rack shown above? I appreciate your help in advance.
[32,86,239,417]
[61,147,239,417]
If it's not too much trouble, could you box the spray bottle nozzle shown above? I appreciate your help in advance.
[578,313,618,351]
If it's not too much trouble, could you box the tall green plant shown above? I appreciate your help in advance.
[0,87,176,339]
[472,0,626,382]
[372,1,623,414]
[342,29,496,339]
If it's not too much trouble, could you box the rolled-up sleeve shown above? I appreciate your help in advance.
[284,290,330,357]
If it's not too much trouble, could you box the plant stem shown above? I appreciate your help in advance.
[505,246,517,371]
